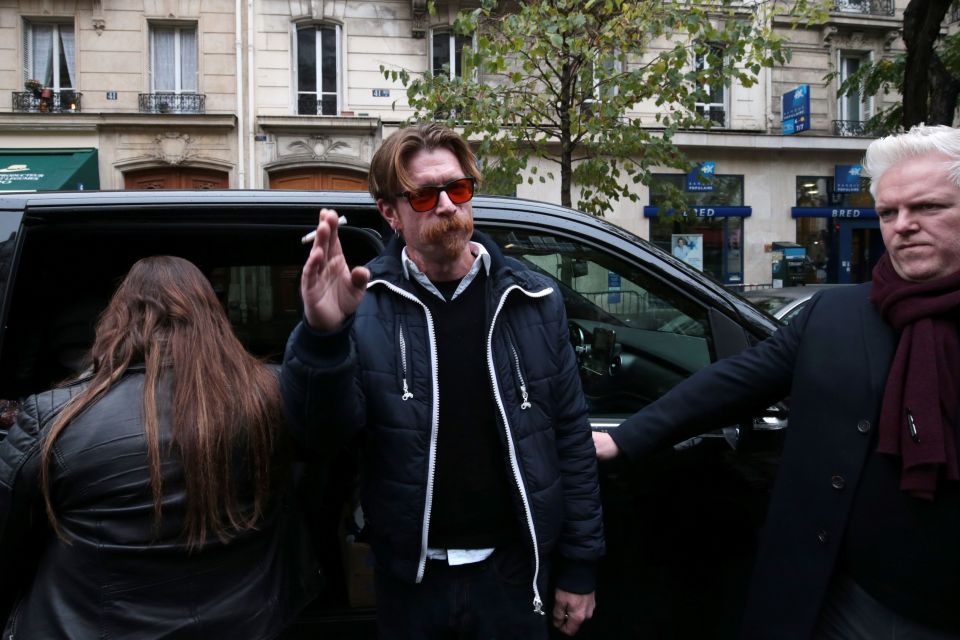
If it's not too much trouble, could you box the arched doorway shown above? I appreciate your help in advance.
[124,167,229,189]
[269,168,367,190]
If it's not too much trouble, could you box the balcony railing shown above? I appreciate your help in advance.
[138,92,206,114]
[297,94,338,116]
[833,0,895,17]
[696,104,727,127]
[833,120,875,136]
[12,91,83,113]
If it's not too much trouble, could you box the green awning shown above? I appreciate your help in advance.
[0,148,99,191]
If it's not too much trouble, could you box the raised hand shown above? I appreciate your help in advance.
[301,209,370,331]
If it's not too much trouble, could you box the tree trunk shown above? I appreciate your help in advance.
[928,54,960,125]
[901,0,953,128]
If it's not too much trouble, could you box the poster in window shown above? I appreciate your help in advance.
[671,234,703,271]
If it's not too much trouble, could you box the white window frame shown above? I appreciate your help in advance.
[429,28,475,80]
[294,23,342,116]
[837,50,873,124]
[581,54,622,114]
[694,45,728,127]
[149,23,198,94]
[23,20,75,91]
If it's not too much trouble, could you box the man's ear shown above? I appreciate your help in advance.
[377,198,400,232]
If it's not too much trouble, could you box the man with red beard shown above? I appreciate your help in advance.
[281,123,604,639]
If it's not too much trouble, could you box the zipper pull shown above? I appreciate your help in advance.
[533,596,544,615]
[402,379,413,401]
[520,384,531,410]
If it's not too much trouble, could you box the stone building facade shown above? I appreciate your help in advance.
[0,0,924,285]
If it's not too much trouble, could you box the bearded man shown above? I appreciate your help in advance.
[281,123,604,639]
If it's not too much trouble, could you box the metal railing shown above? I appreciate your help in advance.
[696,104,726,127]
[832,0,895,17]
[12,90,83,113]
[296,94,338,116]
[832,119,875,136]
[138,92,205,114]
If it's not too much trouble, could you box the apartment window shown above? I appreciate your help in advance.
[581,55,621,114]
[695,46,726,126]
[838,52,871,126]
[24,21,75,91]
[431,29,472,79]
[297,24,340,115]
[150,25,198,93]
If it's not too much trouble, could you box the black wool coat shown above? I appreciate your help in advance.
[611,283,897,639]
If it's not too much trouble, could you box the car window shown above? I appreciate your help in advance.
[0,222,381,404]
[482,226,714,418]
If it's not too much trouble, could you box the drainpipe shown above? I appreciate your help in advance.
[248,0,256,187]
[235,0,245,187]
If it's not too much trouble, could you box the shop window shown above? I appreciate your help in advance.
[24,20,75,92]
[694,44,726,126]
[296,24,340,115]
[648,174,744,285]
[430,29,473,79]
[149,24,198,93]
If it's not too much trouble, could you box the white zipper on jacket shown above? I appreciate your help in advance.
[510,344,532,410]
[368,279,439,583]
[487,283,554,615]
[398,326,414,401]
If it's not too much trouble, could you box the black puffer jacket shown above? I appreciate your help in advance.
[0,368,318,639]
[281,231,604,612]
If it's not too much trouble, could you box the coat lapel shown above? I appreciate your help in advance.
[860,292,897,401]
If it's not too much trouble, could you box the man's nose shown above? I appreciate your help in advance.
[892,209,919,233]
[433,190,457,214]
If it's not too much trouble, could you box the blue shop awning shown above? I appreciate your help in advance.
[643,206,752,218]
[0,148,99,191]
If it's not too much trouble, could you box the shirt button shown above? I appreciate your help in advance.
[857,419,871,434]
[817,529,829,544]
[831,475,846,490]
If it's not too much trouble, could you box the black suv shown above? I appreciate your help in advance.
[0,190,785,638]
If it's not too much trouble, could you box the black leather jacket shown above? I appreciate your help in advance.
[0,369,318,639]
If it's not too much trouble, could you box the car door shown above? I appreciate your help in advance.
[477,217,784,639]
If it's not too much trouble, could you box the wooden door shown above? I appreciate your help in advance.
[124,168,229,189]
[269,168,367,190]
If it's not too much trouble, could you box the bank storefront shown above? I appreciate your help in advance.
[644,170,748,286]
[791,166,880,284]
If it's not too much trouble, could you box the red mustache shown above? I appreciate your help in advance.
[422,213,474,259]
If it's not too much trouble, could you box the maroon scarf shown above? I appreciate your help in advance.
[870,253,960,499]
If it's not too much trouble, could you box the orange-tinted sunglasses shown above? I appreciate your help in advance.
[401,177,476,212]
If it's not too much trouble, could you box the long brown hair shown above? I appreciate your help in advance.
[40,256,284,549]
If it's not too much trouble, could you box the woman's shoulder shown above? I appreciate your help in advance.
[18,382,88,436]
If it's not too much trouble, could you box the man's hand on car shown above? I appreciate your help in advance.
[301,208,370,331]
[592,431,620,461]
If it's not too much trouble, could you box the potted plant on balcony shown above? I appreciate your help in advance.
[40,87,53,99]
[24,79,42,97]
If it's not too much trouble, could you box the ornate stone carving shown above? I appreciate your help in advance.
[154,133,194,165]
[411,0,427,38]
[820,25,838,49]
[287,135,351,159]
[289,0,325,19]
[92,17,106,36]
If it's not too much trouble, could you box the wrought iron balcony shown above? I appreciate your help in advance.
[833,0,895,17]
[696,104,727,127]
[297,94,338,116]
[833,120,875,136]
[138,92,206,114]
[12,90,83,113]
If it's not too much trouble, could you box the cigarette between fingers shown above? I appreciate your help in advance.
[301,215,348,244]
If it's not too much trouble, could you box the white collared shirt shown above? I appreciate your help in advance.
[400,242,491,301]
